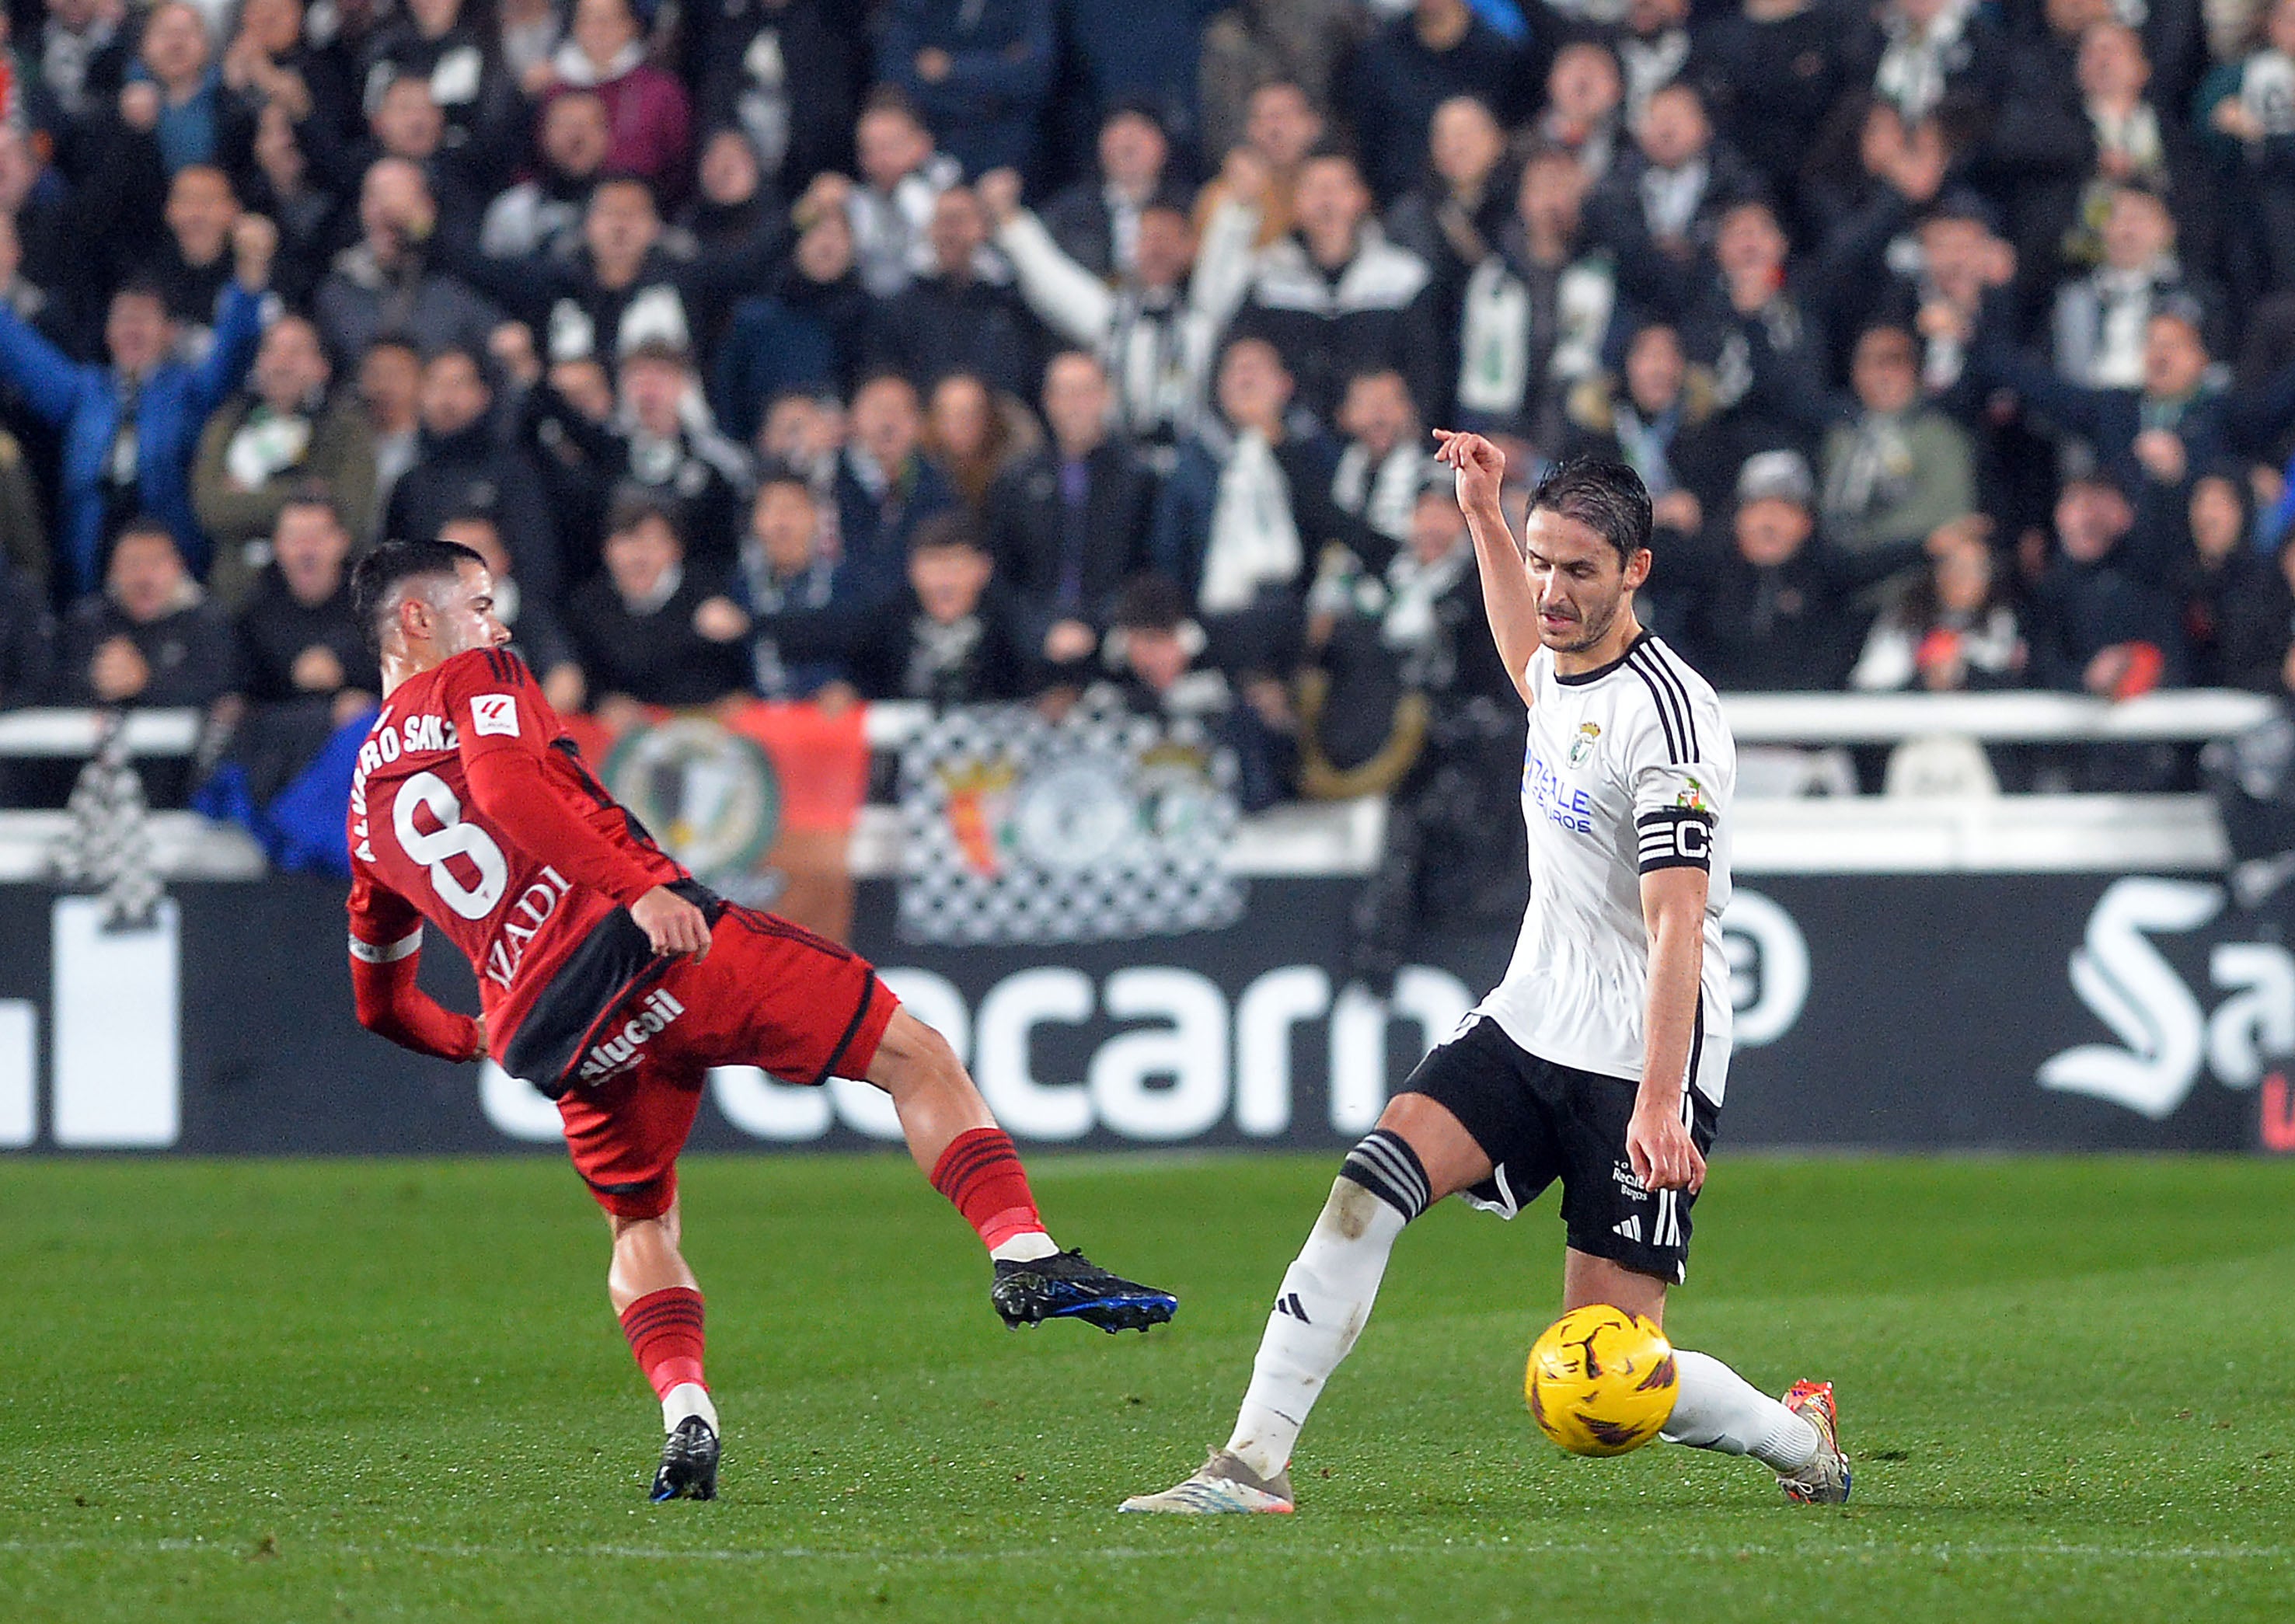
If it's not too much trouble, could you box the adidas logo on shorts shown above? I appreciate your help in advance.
[577,990,687,1084]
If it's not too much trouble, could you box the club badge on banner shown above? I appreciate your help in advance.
[574,701,871,943]
[897,695,1245,945]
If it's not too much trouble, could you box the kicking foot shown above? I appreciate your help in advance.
[991,1249,1177,1333]
[649,1415,720,1502]
[1119,1450,1295,1514]
[1777,1379,1850,1504]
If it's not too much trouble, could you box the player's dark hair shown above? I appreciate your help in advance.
[1526,457,1653,569]
[351,538,487,654]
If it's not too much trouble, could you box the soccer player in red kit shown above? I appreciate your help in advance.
[342,538,1177,1501]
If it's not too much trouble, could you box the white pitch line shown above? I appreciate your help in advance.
[2,1537,2290,1566]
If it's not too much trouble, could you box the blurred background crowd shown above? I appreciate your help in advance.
[0,0,2293,824]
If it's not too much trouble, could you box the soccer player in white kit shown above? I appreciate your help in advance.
[1122,440,1850,1514]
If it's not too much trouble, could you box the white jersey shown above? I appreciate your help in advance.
[1474,630,1735,1106]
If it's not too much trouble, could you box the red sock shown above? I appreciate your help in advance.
[930,1127,1046,1251]
[619,1287,707,1399]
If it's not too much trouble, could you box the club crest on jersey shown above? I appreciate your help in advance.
[470,693,519,738]
[577,989,687,1083]
[1568,721,1602,767]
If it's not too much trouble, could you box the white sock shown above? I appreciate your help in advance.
[662,1382,717,1435]
[1660,1349,1819,1472]
[989,1231,1060,1263]
[1223,1179,1407,1480]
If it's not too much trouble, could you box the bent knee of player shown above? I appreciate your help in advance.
[609,1196,681,1251]
[863,1007,968,1098]
[1372,1092,1494,1203]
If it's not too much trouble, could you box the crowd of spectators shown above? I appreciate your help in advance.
[1,0,2294,819]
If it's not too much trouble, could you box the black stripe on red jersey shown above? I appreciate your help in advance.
[808,976,888,1089]
[501,880,727,1094]
[722,902,857,964]
[550,736,675,859]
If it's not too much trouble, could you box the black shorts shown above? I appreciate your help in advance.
[1397,1015,1720,1284]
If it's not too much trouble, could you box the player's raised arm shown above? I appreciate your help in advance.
[1434,430,1539,706]
[347,874,484,1061]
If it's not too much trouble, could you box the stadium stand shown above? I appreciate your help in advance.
[2,0,2293,855]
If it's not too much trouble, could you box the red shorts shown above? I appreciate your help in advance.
[555,904,899,1219]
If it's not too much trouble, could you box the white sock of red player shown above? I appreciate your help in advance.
[663,1382,718,1434]
[1661,1349,1820,1472]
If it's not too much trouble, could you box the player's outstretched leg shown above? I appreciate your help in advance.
[863,1007,1177,1333]
[1661,1350,1849,1504]
[1121,1126,1435,1513]
[1564,1251,1847,1503]
[609,1200,720,1501]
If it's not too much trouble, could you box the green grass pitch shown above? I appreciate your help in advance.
[2,1152,2290,1622]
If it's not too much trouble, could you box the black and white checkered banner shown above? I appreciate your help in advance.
[895,695,1245,945]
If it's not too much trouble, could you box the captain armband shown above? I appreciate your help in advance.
[1636,807,1716,873]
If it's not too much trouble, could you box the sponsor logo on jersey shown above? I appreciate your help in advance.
[482,866,574,990]
[1568,721,1602,767]
[470,693,520,738]
[575,989,687,1083]
[1523,750,1595,835]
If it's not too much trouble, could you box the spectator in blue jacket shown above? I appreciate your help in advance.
[877,0,1056,180]
[0,214,276,600]
[834,370,957,605]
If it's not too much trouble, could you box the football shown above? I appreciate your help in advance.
[1525,1305,1680,1457]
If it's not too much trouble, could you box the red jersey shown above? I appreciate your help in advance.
[346,646,687,1092]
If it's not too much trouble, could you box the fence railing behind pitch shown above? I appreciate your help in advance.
[0,692,2275,881]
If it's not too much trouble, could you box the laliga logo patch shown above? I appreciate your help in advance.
[1675,775,1709,812]
[1568,721,1601,767]
[470,693,520,738]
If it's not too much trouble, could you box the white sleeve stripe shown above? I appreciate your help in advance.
[348,929,424,964]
